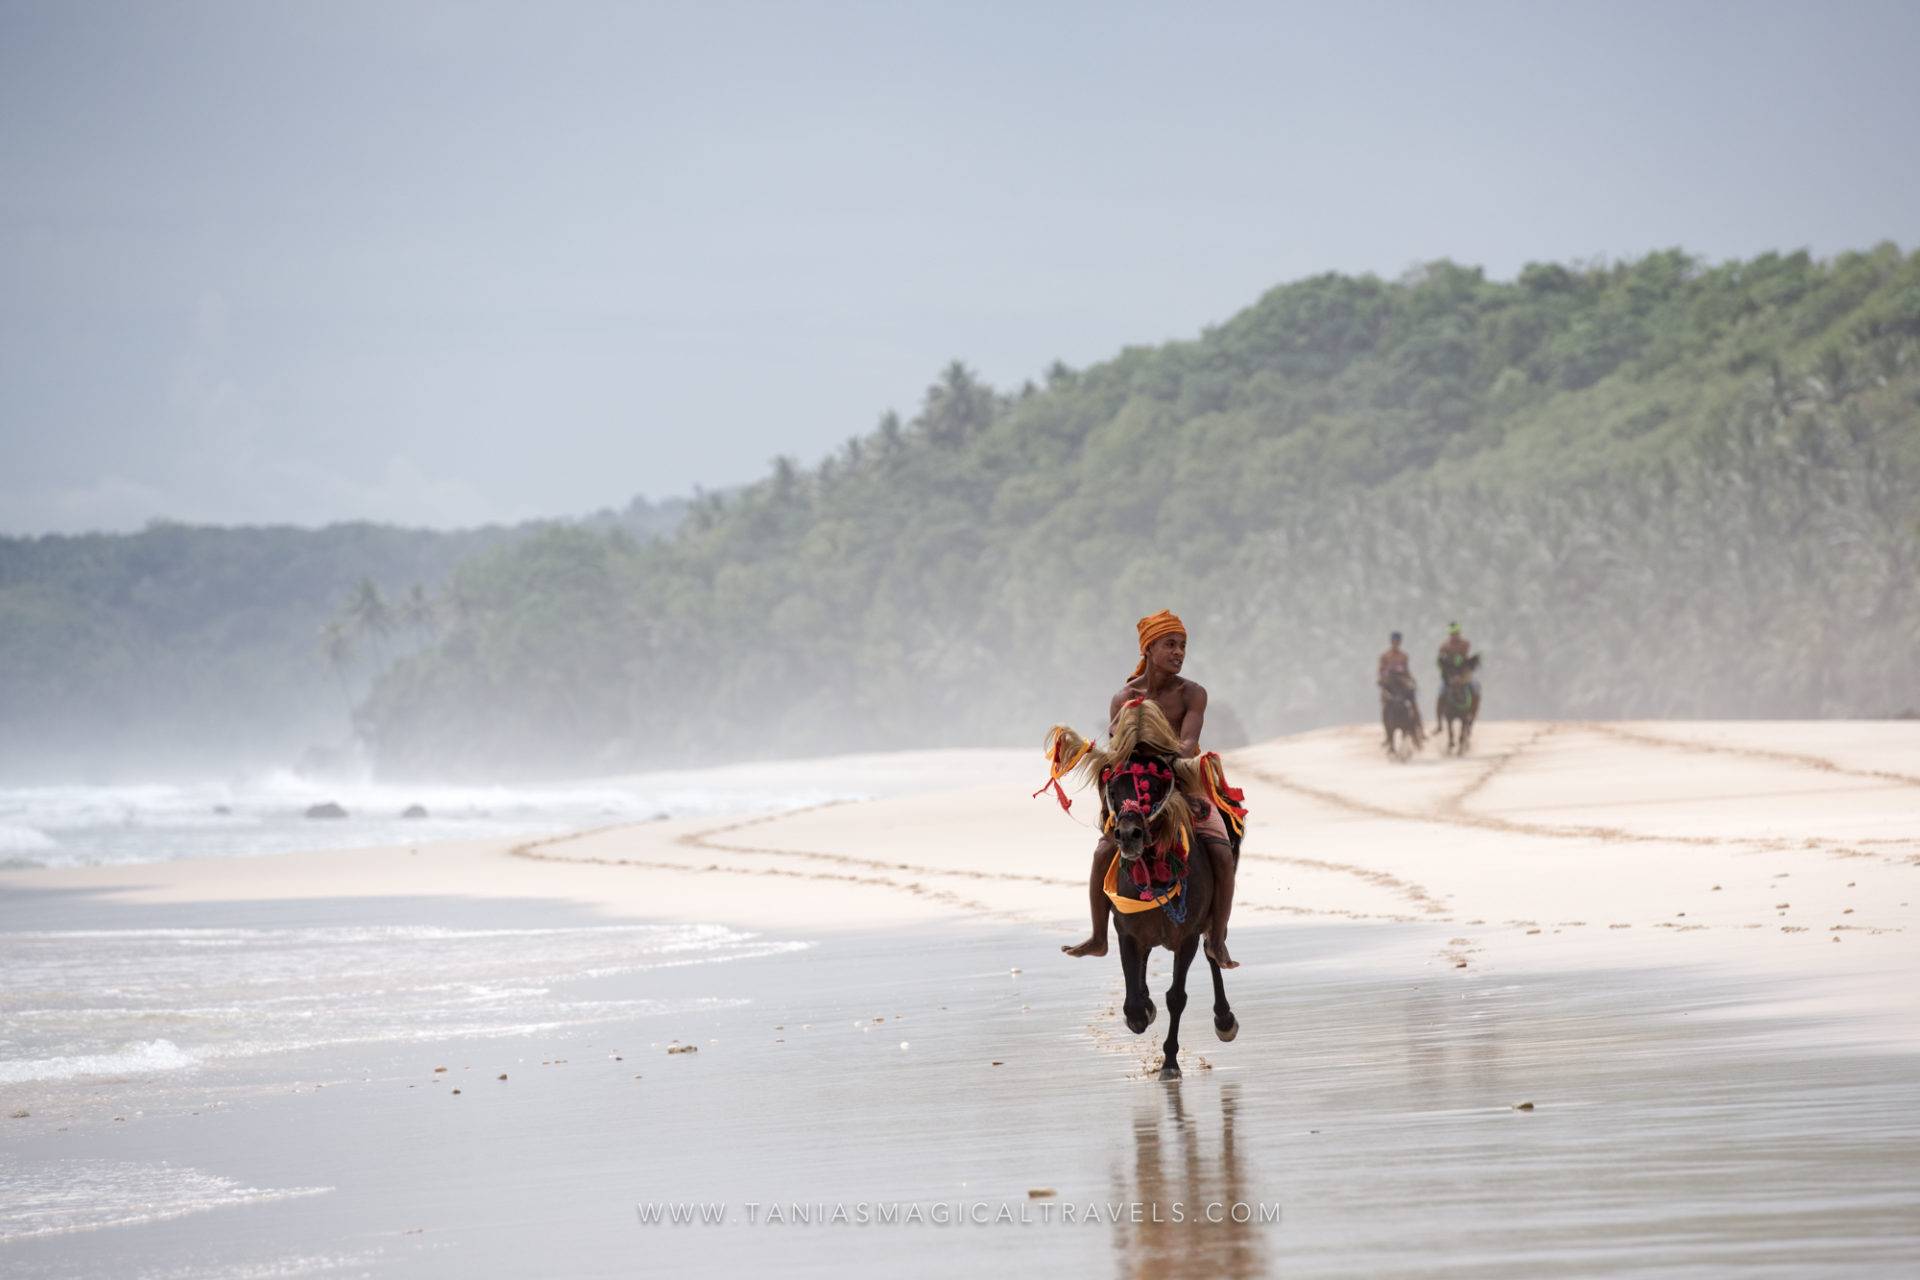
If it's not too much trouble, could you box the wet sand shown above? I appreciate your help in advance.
[5,901,1916,1277]
[3,721,1917,1275]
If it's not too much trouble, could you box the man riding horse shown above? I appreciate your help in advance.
[1438,623,1479,701]
[1061,610,1240,969]
[1378,630,1423,745]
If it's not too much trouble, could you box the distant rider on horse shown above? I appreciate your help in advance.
[1377,630,1423,744]
[1438,622,1480,700]
[1062,610,1239,969]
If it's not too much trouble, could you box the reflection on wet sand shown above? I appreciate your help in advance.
[1113,1083,1266,1280]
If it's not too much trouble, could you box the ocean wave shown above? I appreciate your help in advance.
[0,822,56,852]
[0,773,860,866]
[0,1157,331,1242]
[1,922,805,1089]
[0,1037,199,1085]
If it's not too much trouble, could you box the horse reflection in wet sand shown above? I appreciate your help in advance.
[1114,1084,1264,1280]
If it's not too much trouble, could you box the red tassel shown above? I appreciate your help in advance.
[1031,775,1074,813]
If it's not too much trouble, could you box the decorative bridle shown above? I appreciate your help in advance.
[1101,756,1175,824]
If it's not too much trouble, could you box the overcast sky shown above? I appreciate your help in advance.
[3,0,1916,535]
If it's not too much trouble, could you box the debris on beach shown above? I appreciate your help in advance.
[451,1089,461,1096]
[10,1109,28,1119]
[990,1061,1003,1067]
[498,1074,508,1081]
[1010,967,1021,975]
[1027,1188,1056,1199]
[667,1043,698,1055]
[900,1042,910,1051]
[304,801,348,819]
[433,1066,447,1073]
[1513,1101,1535,1111]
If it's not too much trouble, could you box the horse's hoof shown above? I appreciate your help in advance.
[1158,1061,1182,1080]
[1125,1007,1151,1036]
[1215,1014,1239,1042]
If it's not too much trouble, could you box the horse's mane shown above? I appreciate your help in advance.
[1043,700,1206,841]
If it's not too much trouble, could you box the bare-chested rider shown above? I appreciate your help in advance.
[1378,630,1423,742]
[1061,609,1238,969]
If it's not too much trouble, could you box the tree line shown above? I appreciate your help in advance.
[351,246,1920,778]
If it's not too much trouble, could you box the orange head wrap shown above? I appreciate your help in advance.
[1129,609,1187,679]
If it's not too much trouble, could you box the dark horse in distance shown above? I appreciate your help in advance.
[1381,671,1424,761]
[1042,701,1245,1079]
[1437,652,1481,755]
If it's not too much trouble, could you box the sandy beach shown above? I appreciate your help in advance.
[3,721,1918,1276]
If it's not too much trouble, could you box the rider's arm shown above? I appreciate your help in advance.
[1177,683,1207,757]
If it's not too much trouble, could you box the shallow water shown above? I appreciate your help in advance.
[0,770,858,868]
[2,900,1915,1278]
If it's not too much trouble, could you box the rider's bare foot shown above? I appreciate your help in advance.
[1205,936,1240,969]
[1061,936,1108,958]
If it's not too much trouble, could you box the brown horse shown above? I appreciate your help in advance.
[1437,653,1481,755]
[1381,673,1424,761]
[1043,702,1243,1079]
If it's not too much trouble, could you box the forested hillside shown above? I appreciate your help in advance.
[0,522,511,776]
[355,247,1920,778]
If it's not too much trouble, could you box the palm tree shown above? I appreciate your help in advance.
[770,455,800,505]
[398,583,436,638]
[920,360,994,446]
[344,578,394,666]
[320,619,356,716]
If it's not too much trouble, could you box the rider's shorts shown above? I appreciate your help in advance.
[1186,792,1230,845]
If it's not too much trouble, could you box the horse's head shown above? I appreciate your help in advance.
[1042,698,1198,869]
[1100,750,1179,864]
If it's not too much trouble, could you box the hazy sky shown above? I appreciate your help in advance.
[4,0,1916,535]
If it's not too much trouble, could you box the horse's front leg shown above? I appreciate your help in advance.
[1159,935,1200,1079]
[1118,931,1156,1035]
[1209,946,1239,1042]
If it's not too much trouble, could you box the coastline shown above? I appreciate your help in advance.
[10,720,1915,1038]
[3,720,1918,1275]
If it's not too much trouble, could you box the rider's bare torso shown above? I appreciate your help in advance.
[1111,674,1207,757]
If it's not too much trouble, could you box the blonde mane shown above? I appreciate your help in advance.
[1042,700,1207,843]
